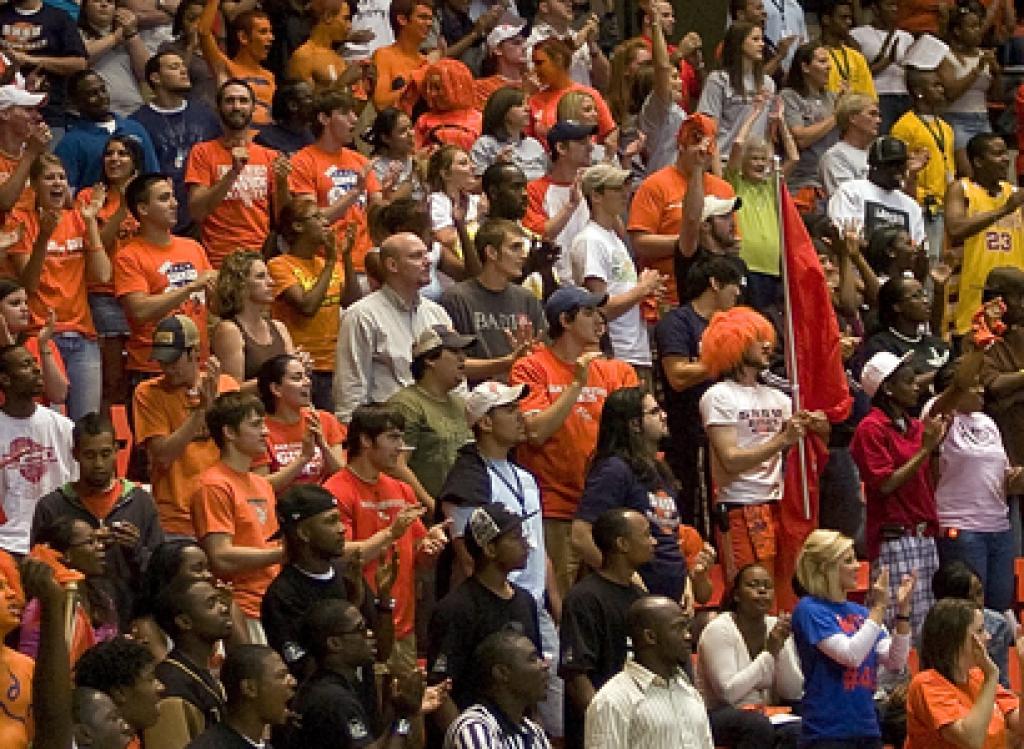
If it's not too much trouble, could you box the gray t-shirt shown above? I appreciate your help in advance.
[469,134,549,181]
[697,69,775,156]
[639,91,686,177]
[820,139,869,197]
[781,87,838,191]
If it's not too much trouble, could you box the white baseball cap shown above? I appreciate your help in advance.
[465,381,528,426]
[487,20,527,52]
[702,195,742,222]
[0,84,45,111]
[860,351,913,398]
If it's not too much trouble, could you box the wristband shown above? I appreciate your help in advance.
[895,614,911,622]
[393,718,411,736]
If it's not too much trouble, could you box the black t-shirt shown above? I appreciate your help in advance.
[276,669,377,749]
[559,572,645,749]
[576,457,688,601]
[185,723,254,749]
[428,576,541,709]
[154,649,225,734]
[0,5,86,125]
[655,303,713,443]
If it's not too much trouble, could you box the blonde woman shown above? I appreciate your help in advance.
[792,530,915,749]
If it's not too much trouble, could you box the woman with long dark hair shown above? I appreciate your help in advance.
[362,107,425,202]
[470,86,548,180]
[0,278,68,406]
[572,386,712,602]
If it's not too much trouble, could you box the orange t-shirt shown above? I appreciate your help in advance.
[509,345,638,520]
[0,152,34,215]
[474,75,522,111]
[0,645,33,749]
[413,109,483,151]
[75,187,139,296]
[288,145,381,273]
[191,461,280,618]
[371,44,426,112]
[907,668,1019,749]
[267,252,344,371]
[113,234,212,373]
[323,468,426,639]
[256,409,346,486]
[223,58,276,126]
[133,373,239,535]
[79,482,122,521]
[627,165,736,306]
[6,207,96,336]
[527,83,616,146]
[184,138,279,268]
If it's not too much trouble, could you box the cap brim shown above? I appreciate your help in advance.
[441,332,477,349]
[149,346,184,363]
[496,509,539,537]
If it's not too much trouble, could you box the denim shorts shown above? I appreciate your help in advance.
[88,292,130,337]
[944,110,992,151]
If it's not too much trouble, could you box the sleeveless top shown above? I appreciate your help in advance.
[944,51,991,114]
[237,319,288,381]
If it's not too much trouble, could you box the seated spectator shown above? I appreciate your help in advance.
[850,0,912,134]
[191,392,285,641]
[474,21,528,110]
[212,251,295,388]
[906,598,1022,749]
[586,596,713,749]
[185,645,296,748]
[255,355,345,492]
[253,79,315,156]
[820,0,877,99]
[695,563,803,749]
[197,0,276,124]
[364,107,426,202]
[780,42,838,213]
[132,315,237,535]
[793,530,913,749]
[370,0,434,112]
[819,93,880,196]
[444,629,552,749]
[0,278,68,407]
[526,0,607,90]
[288,2,361,91]
[0,344,76,558]
[698,21,774,157]
[186,79,288,269]
[425,144,482,297]
[471,87,549,181]
[32,412,164,631]
[7,154,110,420]
[54,71,159,191]
[527,38,615,147]
[79,0,148,118]
[146,578,231,748]
[414,59,482,152]
[74,636,164,746]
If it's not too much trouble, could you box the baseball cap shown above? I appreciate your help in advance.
[860,351,913,398]
[702,195,742,222]
[984,266,1024,297]
[676,112,716,146]
[487,20,526,51]
[465,381,528,426]
[868,136,909,165]
[467,502,537,547]
[269,485,336,540]
[0,84,45,110]
[411,325,476,358]
[150,315,200,363]
[581,163,631,196]
[544,286,608,329]
[547,119,598,151]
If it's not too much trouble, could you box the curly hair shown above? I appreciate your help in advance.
[74,635,156,692]
[213,250,264,319]
[423,58,476,112]
[699,305,776,377]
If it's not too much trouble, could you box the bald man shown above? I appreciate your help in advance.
[585,596,713,749]
[334,232,454,423]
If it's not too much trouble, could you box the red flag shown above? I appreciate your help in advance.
[775,184,853,609]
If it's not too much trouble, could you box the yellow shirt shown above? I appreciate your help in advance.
[826,45,877,99]
[891,111,955,207]
[952,179,1024,334]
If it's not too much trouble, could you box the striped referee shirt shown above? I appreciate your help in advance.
[444,702,551,749]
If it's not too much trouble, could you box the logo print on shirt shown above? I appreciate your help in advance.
[0,437,57,483]
[216,164,269,207]
[158,260,203,306]
[324,165,367,208]
[248,497,268,525]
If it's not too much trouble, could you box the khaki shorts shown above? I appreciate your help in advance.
[544,518,580,597]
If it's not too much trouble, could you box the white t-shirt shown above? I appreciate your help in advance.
[0,406,77,554]
[530,179,590,282]
[849,26,913,95]
[570,221,651,367]
[425,192,482,300]
[820,140,869,196]
[827,178,927,247]
[763,0,808,71]
[349,0,394,55]
[700,380,792,505]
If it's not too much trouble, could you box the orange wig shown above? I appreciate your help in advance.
[422,58,476,112]
[700,305,776,377]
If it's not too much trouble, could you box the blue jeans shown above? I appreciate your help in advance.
[54,333,101,420]
[944,110,992,151]
[936,528,1015,611]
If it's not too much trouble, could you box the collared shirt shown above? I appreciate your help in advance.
[585,659,714,749]
[444,701,551,749]
[333,284,452,423]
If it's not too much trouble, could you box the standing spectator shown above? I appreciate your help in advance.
[471,87,549,181]
[54,70,159,191]
[820,0,877,99]
[186,79,288,269]
[526,0,607,89]
[850,0,912,134]
[132,315,238,536]
[31,412,164,630]
[270,199,360,413]
[287,3,359,91]
[158,0,217,107]
[114,174,216,388]
[78,0,148,118]
[370,0,433,112]
[323,404,449,671]
[586,596,714,749]
[439,0,501,76]
[635,3,686,177]
[131,50,222,234]
[850,351,945,636]
[0,278,68,408]
[559,508,652,749]
[509,287,639,594]
[819,93,880,197]
[334,233,452,423]
[571,164,664,379]
[474,22,528,110]
[253,80,314,157]
[527,38,614,147]
[792,530,914,749]
[0,83,48,216]
[762,0,806,73]
[0,0,87,132]
[363,108,425,203]
[424,144,482,298]
[414,59,483,151]
[0,344,76,556]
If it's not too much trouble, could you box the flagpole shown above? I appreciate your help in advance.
[774,156,811,520]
